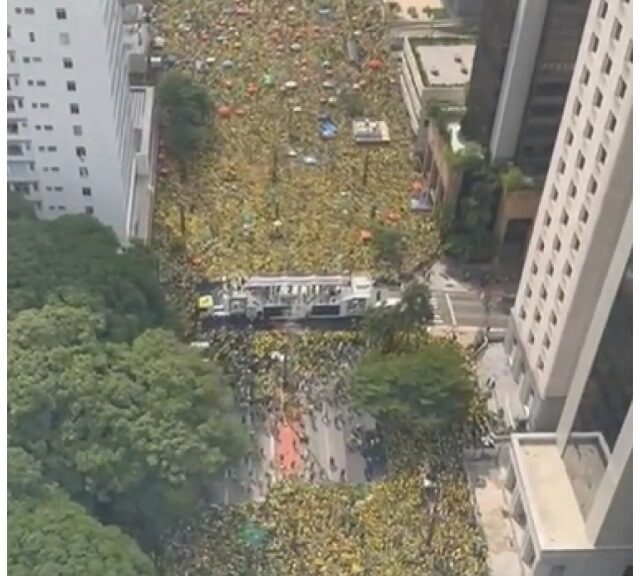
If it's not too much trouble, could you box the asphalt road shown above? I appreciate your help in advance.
[430,290,511,330]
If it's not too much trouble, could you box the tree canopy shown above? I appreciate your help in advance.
[157,71,212,173]
[8,447,156,576]
[351,341,475,433]
[8,304,248,552]
[7,197,172,341]
[361,282,433,352]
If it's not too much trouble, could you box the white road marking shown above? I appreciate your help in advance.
[445,293,457,326]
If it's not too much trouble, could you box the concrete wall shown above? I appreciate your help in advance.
[422,122,462,206]
[490,0,549,161]
[493,187,540,245]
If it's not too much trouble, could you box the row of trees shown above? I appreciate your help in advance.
[8,194,247,572]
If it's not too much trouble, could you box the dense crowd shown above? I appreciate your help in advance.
[151,0,440,316]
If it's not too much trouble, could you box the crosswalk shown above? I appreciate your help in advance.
[429,294,444,325]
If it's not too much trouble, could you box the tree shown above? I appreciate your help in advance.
[8,304,248,554]
[340,88,366,118]
[372,225,405,277]
[362,282,433,352]
[157,72,212,235]
[351,341,475,434]
[157,71,212,176]
[8,447,156,576]
[7,201,172,341]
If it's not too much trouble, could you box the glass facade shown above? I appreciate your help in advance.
[563,255,632,518]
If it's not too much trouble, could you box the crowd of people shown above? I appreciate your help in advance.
[151,0,440,315]
[149,0,492,574]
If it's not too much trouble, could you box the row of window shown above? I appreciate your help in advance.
[13,7,68,19]
[45,205,94,215]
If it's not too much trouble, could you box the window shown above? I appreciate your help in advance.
[602,54,612,75]
[70,103,79,114]
[580,67,590,85]
[576,153,585,170]
[573,99,582,117]
[612,18,622,41]
[593,89,603,108]
[534,308,541,323]
[543,334,551,349]
[66,80,76,91]
[57,206,66,211]
[550,311,558,326]
[587,176,598,195]
[519,307,526,320]
[568,181,577,198]
[47,145,57,152]
[571,234,581,252]
[56,8,67,19]
[561,209,569,225]
[79,166,89,177]
[532,261,539,275]
[525,284,532,298]
[616,77,628,99]
[597,145,607,165]
[584,121,594,139]
[40,102,49,109]
[537,357,545,371]
[8,51,15,63]
[564,262,573,278]
[82,186,92,197]
[76,146,86,159]
[6,25,10,38]
[8,144,23,156]
[589,33,599,53]
[33,56,42,63]
[579,206,589,224]
[528,331,535,345]
[72,125,82,136]
[85,206,94,215]
[36,80,46,86]
[557,288,565,303]
[7,121,18,134]
[15,7,22,14]
[32,103,38,109]
[51,166,60,172]
[63,57,73,69]
[543,211,551,226]
[626,41,632,64]
[565,128,574,145]
[558,159,566,174]
[540,285,548,301]
[23,57,31,64]
[59,32,70,45]
[550,186,559,201]
[546,262,554,276]
[537,239,545,252]
[29,31,35,42]
[27,80,34,87]
[553,236,561,252]
[597,0,608,18]
[44,124,53,131]
[54,186,63,192]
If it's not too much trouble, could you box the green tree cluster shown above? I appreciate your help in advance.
[9,304,247,555]
[8,194,171,341]
[8,448,156,576]
[351,341,474,434]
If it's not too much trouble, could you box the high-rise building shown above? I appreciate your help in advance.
[463,0,591,176]
[504,0,632,433]
[7,0,158,242]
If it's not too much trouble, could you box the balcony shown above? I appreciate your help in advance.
[123,5,153,85]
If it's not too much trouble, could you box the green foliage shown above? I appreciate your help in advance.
[7,192,37,220]
[8,304,248,552]
[7,201,171,341]
[157,71,212,173]
[444,141,484,171]
[371,225,405,275]
[340,88,367,118]
[351,341,475,433]
[500,166,526,193]
[444,230,495,264]
[8,447,156,576]
[362,282,433,352]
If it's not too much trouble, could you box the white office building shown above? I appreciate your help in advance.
[7,0,158,242]
[504,0,632,432]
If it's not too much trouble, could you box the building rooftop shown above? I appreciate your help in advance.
[414,43,475,86]
[512,434,598,550]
